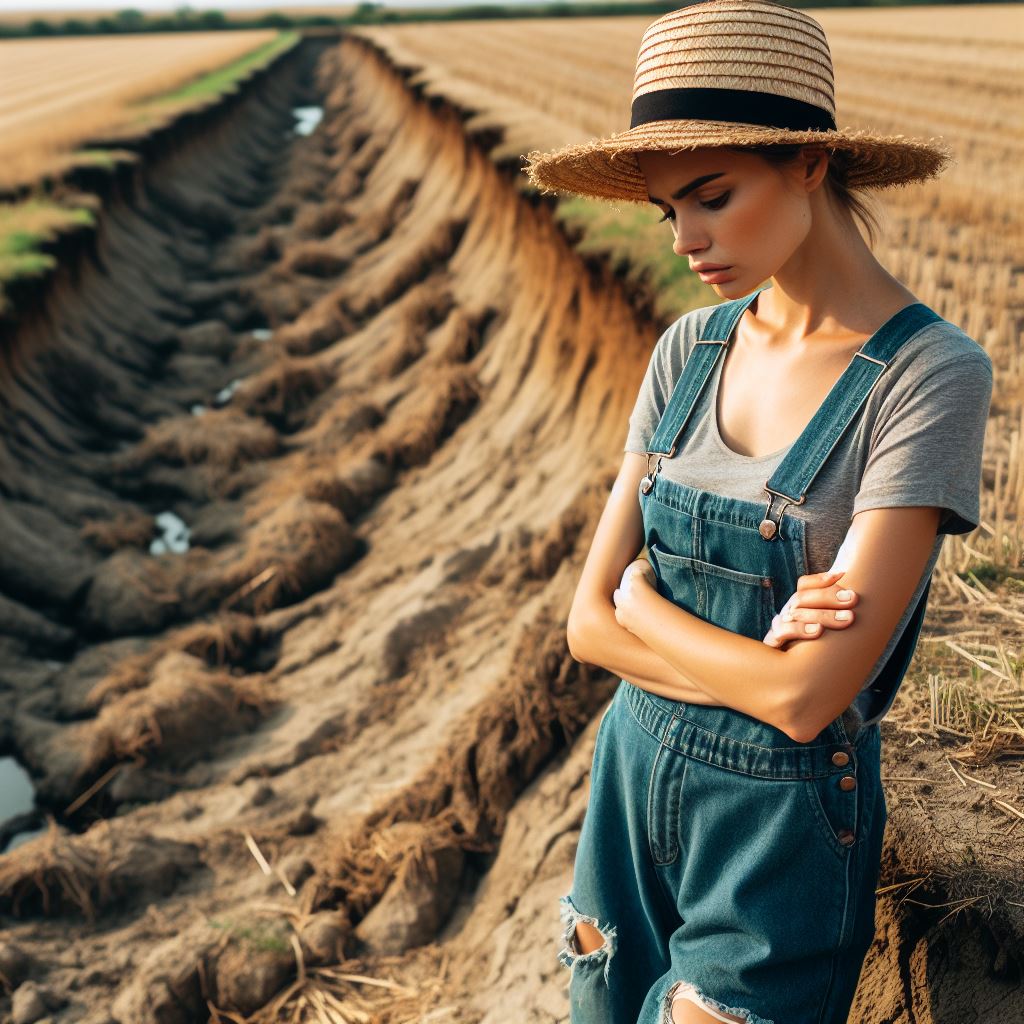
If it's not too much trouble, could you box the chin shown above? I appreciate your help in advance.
[711,277,745,298]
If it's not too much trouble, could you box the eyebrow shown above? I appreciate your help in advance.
[647,172,726,205]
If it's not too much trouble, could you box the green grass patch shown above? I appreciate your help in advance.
[66,149,119,170]
[144,31,300,107]
[0,200,95,312]
[208,916,291,954]
[957,560,1024,590]
[552,195,720,323]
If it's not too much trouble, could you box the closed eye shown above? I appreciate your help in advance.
[657,191,731,222]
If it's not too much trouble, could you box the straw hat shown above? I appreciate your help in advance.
[524,0,952,201]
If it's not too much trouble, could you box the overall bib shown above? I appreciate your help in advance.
[558,288,944,1024]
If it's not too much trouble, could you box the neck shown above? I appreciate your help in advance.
[759,193,913,343]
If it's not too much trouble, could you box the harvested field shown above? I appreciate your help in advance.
[0,30,282,189]
[0,7,1021,1023]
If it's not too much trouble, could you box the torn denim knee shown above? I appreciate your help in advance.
[663,979,775,1024]
[557,893,617,985]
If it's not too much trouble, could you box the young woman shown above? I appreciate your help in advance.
[524,2,993,1023]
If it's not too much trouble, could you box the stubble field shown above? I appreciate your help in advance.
[0,30,282,189]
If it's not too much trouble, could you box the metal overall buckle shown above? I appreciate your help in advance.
[759,485,805,540]
[640,451,667,494]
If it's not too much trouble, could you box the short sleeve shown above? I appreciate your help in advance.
[852,352,993,535]
[623,318,686,455]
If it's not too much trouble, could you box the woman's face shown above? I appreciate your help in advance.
[634,146,827,298]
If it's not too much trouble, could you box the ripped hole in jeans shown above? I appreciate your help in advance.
[556,893,617,985]
[664,979,774,1024]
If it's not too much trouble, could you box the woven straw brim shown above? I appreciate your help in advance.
[524,120,953,202]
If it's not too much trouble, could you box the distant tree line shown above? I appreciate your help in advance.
[0,0,1009,39]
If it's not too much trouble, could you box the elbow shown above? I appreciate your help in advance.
[774,670,824,744]
[566,610,590,663]
[777,673,840,745]
[782,719,821,745]
[768,648,859,743]
[567,598,606,664]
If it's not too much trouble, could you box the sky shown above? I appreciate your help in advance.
[0,0,519,9]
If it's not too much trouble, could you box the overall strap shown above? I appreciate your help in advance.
[641,289,764,494]
[758,302,944,538]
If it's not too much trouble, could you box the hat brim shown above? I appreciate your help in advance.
[523,120,953,202]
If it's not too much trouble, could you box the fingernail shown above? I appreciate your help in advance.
[837,590,854,601]
[836,610,852,620]
[805,623,820,633]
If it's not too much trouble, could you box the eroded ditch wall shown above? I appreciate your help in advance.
[0,31,655,1021]
[0,31,1019,1024]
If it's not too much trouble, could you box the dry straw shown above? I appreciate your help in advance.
[524,0,953,201]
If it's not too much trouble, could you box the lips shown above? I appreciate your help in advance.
[692,263,731,272]
[695,266,735,284]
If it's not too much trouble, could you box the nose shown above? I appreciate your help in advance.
[671,222,709,259]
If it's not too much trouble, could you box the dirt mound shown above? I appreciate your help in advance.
[0,822,201,920]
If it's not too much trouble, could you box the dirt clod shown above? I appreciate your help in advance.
[354,845,465,955]
[11,981,64,1024]
[211,926,294,1016]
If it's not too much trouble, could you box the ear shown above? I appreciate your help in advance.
[799,146,831,192]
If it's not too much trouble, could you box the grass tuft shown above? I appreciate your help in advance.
[552,195,719,323]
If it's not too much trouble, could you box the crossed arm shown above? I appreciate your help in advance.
[566,452,941,743]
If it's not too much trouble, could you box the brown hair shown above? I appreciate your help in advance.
[727,143,882,249]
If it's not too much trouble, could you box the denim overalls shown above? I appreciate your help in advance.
[558,287,944,1024]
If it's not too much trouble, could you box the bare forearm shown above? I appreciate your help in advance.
[569,605,730,707]
[625,585,799,736]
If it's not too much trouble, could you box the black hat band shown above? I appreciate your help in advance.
[630,87,837,132]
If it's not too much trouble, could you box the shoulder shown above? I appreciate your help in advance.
[653,301,723,363]
[869,316,993,421]
[885,316,992,382]
[865,316,993,447]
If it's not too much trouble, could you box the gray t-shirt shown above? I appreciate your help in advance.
[623,301,994,724]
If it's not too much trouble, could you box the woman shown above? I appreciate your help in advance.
[524,2,994,1023]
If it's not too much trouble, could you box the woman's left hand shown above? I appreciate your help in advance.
[763,569,858,649]
[613,558,656,632]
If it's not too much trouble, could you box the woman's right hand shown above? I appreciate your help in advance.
[763,569,859,649]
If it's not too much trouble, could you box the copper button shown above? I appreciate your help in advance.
[831,751,850,767]
[839,775,857,791]
[837,829,856,846]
